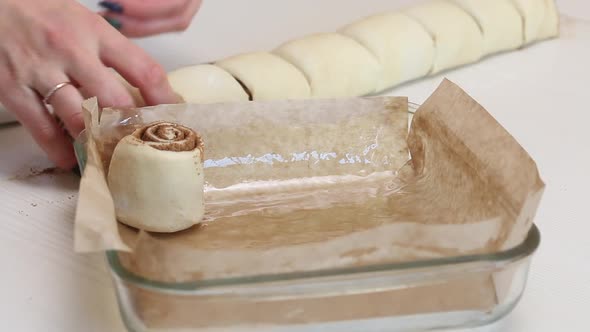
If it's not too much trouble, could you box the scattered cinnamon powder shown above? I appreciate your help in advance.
[10,167,63,180]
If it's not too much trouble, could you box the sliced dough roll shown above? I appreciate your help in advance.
[510,0,559,44]
[510,0,546,44]
[450,0,523,55]
[403,0,484,74]
[340,12,435,91]
[108,122,205,233]
[167,64,248,104]
[274,33,383,98]
[539,0,560,40]
[216,52,311,101]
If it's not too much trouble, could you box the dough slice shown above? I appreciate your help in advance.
[450,0,523,55]
[403,0,484,74]
[108,122,205,233]
[538,0,560,40]
[510,0,559,44]
[274,33,383,98]
[167,64,249,103]
[340,12,435,92]
[216,52,311,101]
[510,0,545,44]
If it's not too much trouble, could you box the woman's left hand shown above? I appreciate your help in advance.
[99,0,203,37]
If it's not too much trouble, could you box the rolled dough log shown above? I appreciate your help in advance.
[403,0,484,74]
[162,0,558,102]
[216,52,311,101]
[108,122,205,233]
[167,64,249,103]
[340,12,435,91]
[274,33,383,98]
[450,0,524,55]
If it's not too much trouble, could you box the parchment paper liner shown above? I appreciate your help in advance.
[74,79,544,328]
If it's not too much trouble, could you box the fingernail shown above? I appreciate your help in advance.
[104,16,122,30]
[98,1,124,14]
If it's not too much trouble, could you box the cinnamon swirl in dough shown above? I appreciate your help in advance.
[108,122,205,233]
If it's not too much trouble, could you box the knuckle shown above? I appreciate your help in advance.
[41,21,88,58]
[89,13,107,31]
[42,24,69,50]
[2,59,20,83]
[1,46,34,83]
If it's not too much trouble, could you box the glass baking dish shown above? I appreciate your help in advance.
[73,103,541,331]
[107,225,539,332]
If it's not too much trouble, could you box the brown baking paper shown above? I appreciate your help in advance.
[75,95,410,252]
[74,98,131,252]
[74,79,544,328]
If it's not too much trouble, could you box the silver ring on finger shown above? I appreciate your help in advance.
[42,82,73,105]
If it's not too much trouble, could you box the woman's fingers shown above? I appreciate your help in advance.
[31,71,85,139]
[100,32,180,106]
[99,0,191,20]
[0,86,76,169]
[0,0,186,169]
[100,0,202,37]
[46,83,85,139]
[69,56,135,109]
[101,12,193,38]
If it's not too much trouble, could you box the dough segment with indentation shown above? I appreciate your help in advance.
[166,0,559,102]
[216,52,311,101]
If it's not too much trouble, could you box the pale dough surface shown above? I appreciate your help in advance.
[539,0,560,40]
[403,0,484,74]
[511,0,546,44]
[450,0,523,55]
[108,137,205,233]
[340,12,435,91]
[167,64,249,103]
[510,0,559,43]
[274,33,383,98]
[164,0,559,102]
[216,52,311,101]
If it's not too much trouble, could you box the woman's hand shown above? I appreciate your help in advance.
[0,0,180,169]
[99,0,203,38]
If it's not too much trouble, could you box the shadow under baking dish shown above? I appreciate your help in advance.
[74,103,541,331]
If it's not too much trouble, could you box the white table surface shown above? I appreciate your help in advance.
[1,1,589,331]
